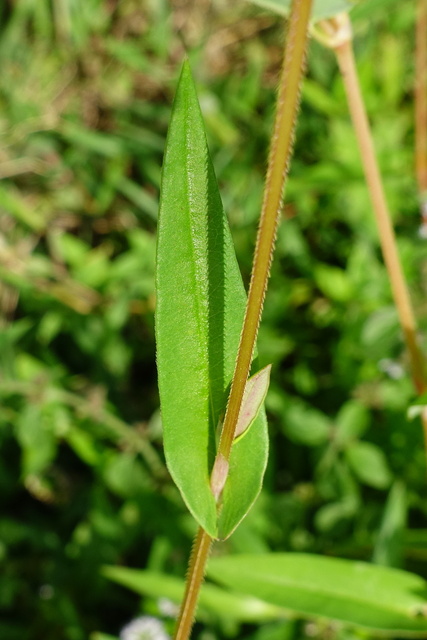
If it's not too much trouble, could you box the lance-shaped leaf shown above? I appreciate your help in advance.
[156,61,269,538]
[208,553,427,636]
[247,0,353,22]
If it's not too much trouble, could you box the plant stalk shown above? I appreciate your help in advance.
[415,0,427,218]
[316,14,427,445]
[218,0,313,463]
[334,30,426,393]
[173,1,313,638]
[173,528,212,640]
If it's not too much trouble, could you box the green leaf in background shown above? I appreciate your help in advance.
[208,553,427,636]
[246,0,354,22]
[15,404,57,477]
[350,0,399,20]
[315,264,353,303]
[102,566,285,624]
[334,400,370,446]
[283,401,330,446]
[361,307,400,360]
[156,61,268,538]
[345,441,392,489]
[373,481,407,568]
[314,497,359,532]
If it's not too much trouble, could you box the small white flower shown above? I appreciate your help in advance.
[378,358,405,380]
[120,616,170,640]
[418,222,427,239]
[157,597,179,618]
[39,584,54,600]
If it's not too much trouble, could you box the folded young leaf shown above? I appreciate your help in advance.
[247,0,353,22]
[208,553,427,636]
[234,364,272,442]
[218,405,269,539]
[156,61,268,538]
[217,365,271,539]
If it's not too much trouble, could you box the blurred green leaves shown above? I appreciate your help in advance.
[345,441,392,489]
[373,481,407,567]
[247,0,354,22]
[0,1,424,639]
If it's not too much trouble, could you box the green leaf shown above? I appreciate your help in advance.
[101,566,285,623]
[361,307,399,359]
[156,61,268,538]
[315,498,358,533]
[15,404,57,477]
[208,553,427,636]
[315,264,353,303]
[246,0,354,22]
[334,401,369,447]
[214,372,271,540]
[351,0,399,20]
[346,441,392,489]
[102,453,150,498]
[373,481,407,568]
[218,405,269,539]
[283,401,330,446]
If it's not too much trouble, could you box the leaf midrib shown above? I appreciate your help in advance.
[183,83,215,481]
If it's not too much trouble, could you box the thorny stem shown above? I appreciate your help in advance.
[173,528,212,640]
[218,0,313,463]
[316,14,427,437]
[415,0,427,219]
[173,1,313,638]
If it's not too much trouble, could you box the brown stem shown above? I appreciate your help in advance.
[319,14,425,395]
[218,0,313,463]
[173,528,212,640]
[172,1,313,638]
[415,0,427,211]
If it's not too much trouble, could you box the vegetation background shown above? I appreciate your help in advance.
[0,0,426,638]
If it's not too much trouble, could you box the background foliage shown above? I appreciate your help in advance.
[0,0,426,639]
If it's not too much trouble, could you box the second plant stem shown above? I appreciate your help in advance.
[173,1,313,638]
[415,0,427,214]
[320,15,426,430]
